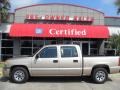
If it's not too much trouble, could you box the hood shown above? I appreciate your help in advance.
[5,56,33,67]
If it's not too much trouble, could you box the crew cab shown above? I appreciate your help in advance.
[3,45,120,84]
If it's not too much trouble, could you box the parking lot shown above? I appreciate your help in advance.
[0,75,120,90]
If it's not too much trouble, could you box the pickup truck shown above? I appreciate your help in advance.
[3,45,120,84]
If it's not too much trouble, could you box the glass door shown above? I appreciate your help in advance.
[72,41,89,56]
[82,42,89,56]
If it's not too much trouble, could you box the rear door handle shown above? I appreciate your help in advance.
[73,60,78,63]
[53,60,58,63]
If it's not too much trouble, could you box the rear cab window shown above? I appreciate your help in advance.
[61,46,78,58]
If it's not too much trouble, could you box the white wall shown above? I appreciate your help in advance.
[108,27,120,36]
[0,23,11,33]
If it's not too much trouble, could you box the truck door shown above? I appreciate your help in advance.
[31,46,59,76]
[59,46,82,76]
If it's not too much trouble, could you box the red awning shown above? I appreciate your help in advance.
[9,24,109,38]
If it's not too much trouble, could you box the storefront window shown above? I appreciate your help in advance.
[1,33,13,61]
[90,49,98,56]
[20,38,33,56]
[32,40,44,54]
[33,37,42,40]
[21,48,32,55]
[20,37,32,40]
[2,33,12,39]
[1,48,13,54]
[57,40,63,44]
[21,40,32,47]
[33,48,40,54]
[90,42,98,56]
[45,40,57,45]
[63,40,72,44]
[90,42,98,48]
[33,40,44,47]
[2,40,13,47]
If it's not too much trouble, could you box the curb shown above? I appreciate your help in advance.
[109,74,120,78]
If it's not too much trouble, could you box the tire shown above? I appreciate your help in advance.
[10,67,29,83]
[92,68,108,84]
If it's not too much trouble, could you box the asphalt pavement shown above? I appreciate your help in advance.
[0,75,120,90]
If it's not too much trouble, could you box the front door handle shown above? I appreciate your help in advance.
[73,60,78,63]
[53,60,58,63]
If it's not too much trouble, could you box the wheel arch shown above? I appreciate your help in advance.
[91,64,110,74]
[10,65,31,76]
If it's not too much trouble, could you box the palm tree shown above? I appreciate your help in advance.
[0,0,11,23]
[109,33,120,55]
[115,0,120,14]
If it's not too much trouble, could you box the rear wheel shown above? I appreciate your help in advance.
[92,68,108,84]
[10,67,29,83]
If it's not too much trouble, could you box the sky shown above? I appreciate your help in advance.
[10,0,119,16]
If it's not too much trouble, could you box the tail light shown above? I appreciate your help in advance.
[118,57,120,66]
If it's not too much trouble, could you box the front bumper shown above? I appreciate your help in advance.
[2,67,10,77]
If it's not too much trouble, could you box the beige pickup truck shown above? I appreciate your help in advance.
[3,45,120,84]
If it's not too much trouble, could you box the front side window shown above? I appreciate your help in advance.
[61,46,78,57]
[39,47,57,58]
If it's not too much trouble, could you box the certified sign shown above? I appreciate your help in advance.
[49,29,87,36]
[35,28,43,34]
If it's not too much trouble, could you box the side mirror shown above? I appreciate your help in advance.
[35,54,39,59]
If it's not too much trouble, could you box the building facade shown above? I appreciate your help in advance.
[0,3,120,61]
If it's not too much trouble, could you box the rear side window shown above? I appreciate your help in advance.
[40,47,57,58]
[61,46,78,57]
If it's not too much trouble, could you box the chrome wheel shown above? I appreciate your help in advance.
[14,70,25,82]
[95,71,106,82]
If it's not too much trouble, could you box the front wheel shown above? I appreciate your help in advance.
[10,67,29,83]
[92,68,108,84]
